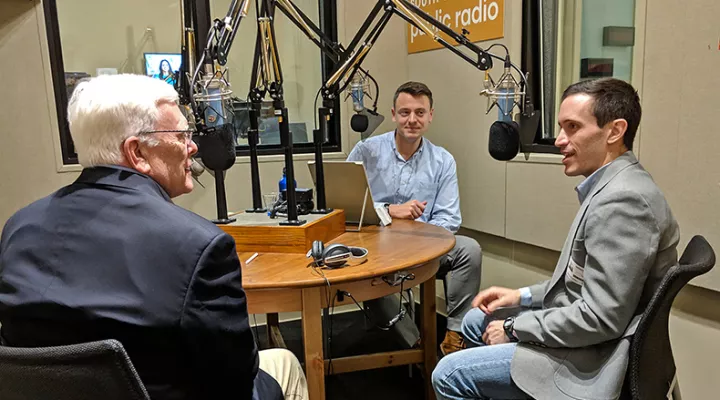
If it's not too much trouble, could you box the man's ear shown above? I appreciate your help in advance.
[428,108,434,123]
[391,107,397,122]
[607,118,628,147]
[121,136,151,174]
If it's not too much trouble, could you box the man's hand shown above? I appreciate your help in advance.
[472,286,521,315]
[388,200,427,220]
[482,320,511,345]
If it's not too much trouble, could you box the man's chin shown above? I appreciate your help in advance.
[402,131,422,141]
[563,166,580,177]
[184,179,194,194]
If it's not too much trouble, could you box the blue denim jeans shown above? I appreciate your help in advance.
[432,308,530,400]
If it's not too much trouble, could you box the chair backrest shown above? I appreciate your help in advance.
[0,339,150,400]
[624,235,716,400]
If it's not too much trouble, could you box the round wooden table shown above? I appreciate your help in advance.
[239,220,455,400]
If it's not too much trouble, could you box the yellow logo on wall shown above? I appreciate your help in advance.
[407,0,504,54]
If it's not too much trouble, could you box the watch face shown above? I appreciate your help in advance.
[503,317,514,333]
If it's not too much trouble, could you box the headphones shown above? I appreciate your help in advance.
[307,240,368,269]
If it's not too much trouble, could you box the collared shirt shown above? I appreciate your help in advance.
[518,158,618,307]
[575,162,612,204]
[347,131,461,233]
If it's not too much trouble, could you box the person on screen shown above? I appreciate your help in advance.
[154,59,176,86]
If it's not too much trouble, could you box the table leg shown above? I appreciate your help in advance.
[266,313,286,348]
[302,287,325,400]
[421,276,437,400]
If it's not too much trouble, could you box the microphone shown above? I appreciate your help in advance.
[480,55,523,120]
[480,55,533,161]
[349,73,369,133]
[347,72,385,138]
[350,73,365,113]
[194,64,234,129]
[193,63,237,172]
[488,120,520,161]
[199,123,236,171]
[350,113,368,132]
[356,108,385,141]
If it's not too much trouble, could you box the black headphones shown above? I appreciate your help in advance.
[307,240,368,269]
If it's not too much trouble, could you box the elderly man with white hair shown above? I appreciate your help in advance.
[0,74,308,400]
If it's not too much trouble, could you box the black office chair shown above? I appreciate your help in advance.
[620,235,716,400]
[0,338,150,400]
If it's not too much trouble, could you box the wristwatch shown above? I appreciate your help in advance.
[503,316,518,342]
[383,203,391,213]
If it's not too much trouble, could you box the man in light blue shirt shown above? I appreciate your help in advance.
[347,81,482,355]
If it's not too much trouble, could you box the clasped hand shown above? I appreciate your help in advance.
[472,286,521,346]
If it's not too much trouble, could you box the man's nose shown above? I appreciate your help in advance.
[188,138,199,156]
[555,130,567,148]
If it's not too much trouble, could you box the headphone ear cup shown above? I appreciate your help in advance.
[323,244,351,268]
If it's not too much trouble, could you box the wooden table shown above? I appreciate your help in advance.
[239,220,455,400]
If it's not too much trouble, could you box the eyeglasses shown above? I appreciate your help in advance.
[138,129,194,142]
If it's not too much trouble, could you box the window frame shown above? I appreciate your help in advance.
[43,0,341,165]
[520,0,561,155]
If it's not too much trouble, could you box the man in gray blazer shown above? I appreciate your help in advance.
[431,78,680,400]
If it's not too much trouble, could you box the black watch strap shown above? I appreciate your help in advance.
[503,316,518,342]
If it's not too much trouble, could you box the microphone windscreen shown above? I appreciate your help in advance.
[351,113,369,132]
[199,124,236,171]
[488,120,520,161]
[360,108,385,140]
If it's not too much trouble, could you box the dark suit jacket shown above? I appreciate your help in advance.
[0,166,276,400]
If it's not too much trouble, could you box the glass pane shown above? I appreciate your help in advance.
[580,0,635,83]
[210,0,323,147]
[57,0,182,92]
[542,0,635,139]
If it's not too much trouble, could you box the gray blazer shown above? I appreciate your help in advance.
[510,152,680,400]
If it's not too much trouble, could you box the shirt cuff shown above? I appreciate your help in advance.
[518,287,532,307]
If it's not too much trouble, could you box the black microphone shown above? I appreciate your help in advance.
[488,120,520,161]
[198,124,236,171]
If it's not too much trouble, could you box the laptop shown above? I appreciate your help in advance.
[307,161,381,227]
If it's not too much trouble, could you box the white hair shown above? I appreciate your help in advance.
[67,74,180,167]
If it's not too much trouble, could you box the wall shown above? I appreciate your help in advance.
[2,0,720,398]
[0,1,78,225]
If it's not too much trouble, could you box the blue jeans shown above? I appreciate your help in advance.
[432,308,530,400]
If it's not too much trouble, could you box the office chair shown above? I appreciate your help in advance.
[0,338,150,400]
[620,235,716,400]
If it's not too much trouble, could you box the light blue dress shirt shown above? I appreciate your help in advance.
[575,162,611,204]
[518,161,613,307]
[347,131,461,233]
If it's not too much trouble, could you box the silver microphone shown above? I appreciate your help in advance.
[192,64,234,128]
[349,73,367,113]
[347,72,385,137]
[479,55,525,120]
